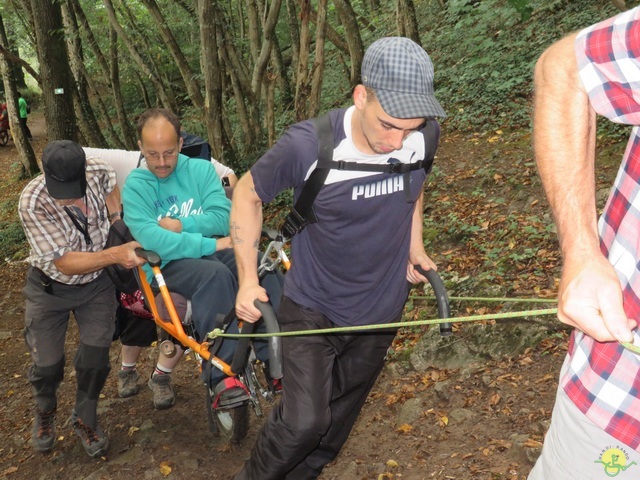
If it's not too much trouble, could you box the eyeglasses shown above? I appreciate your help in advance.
[145,151,178,162]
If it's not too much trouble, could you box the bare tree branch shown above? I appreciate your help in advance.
[0,42,40,83]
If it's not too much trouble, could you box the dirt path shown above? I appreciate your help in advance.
[0,115,569,480]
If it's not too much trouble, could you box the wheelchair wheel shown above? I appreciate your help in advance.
[0,130,8,146]
[205,384,250,443]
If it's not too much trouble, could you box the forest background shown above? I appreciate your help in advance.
[1,0,638,319]
[1,0,637,274]
[0,0,638,315]
[1,1,640,478]
[0,0,636,178]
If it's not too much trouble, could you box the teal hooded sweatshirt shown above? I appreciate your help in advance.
[122,154,231,279]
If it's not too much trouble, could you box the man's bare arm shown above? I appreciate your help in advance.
[53,241,144,276]
[230,171,267,322]
[406,190,436,283]
[534,33,600,261]
[105,183,122,222]
[534,32,636,342]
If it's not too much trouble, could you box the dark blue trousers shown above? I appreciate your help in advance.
[157,248,282,385]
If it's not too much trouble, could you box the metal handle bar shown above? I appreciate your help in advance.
[414,266,452,336]
[230,300,283,378]
[135,248,160,267]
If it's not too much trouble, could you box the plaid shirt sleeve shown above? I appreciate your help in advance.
[576,7,640,124]
[18,158,116,285]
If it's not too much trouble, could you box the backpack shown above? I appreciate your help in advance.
[281,113,440,239]
[104,218,139,294]
[180,131,212,160]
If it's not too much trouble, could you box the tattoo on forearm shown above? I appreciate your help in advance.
[230,221,243,245]
[253,239,260,248]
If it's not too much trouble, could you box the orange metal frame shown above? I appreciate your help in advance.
[136,265,236,377]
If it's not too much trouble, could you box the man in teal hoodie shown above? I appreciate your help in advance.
[122,108,282,410]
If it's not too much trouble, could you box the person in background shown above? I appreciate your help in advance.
[529,7,640,479]
[18,140,144,457]
[0,102,7,123]
[17,91,32,141]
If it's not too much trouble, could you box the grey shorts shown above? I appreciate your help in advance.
[528,356,640,480]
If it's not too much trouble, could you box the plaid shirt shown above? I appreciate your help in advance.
[18,156,116,285]
[564,7,640,452]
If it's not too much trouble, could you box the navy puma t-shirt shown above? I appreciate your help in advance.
[252,106,431,326]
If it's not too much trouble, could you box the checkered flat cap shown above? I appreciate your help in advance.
[362,37,446,119]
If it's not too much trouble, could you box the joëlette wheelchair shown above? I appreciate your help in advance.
[133,246,283,444]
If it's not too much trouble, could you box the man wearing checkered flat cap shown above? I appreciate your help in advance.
[18,140,144,458]
[231,37,446,479]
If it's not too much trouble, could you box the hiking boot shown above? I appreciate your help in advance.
[148,374,175,410]
[117,369,140,398]
[212,377,250,409]
[70,412,108,458]
[31,408,56,453]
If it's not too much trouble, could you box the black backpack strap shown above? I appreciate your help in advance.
[281,113,334,239]
[325,159,426,173]
[421,119,439,176]
[280,116,440,239]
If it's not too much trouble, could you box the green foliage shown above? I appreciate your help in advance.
[422,0,638,132]
[0,220,26,263]
[507,0,534,20]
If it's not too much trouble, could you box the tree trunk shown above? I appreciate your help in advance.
[266,73,276,146]
[141,0,205,110]
[308,0,327,118]
[70,0,132,149]
[294,0,311,121]
[307,4,348,54]
[135,71,153,109]
[61,0,108,147]
[109,27,137,149]
[102,0,174,111]
[397,0,420,44]
[220,18,252,99]
[1,1,35,88]
[217,8,257,150]
[333,0,364,87]
[116,1,178,111]
[286,0,300,78]
[0,42,40,84]
[87,80,128,150]
[197,0,224,160]
[269,34,292,108]
[29,0,78,141]
[250,0,283,98]
[0,12,37,177]
[245,0,261,63]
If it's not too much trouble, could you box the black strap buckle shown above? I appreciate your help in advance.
[281,208,308,239]
[37,269,54,295]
